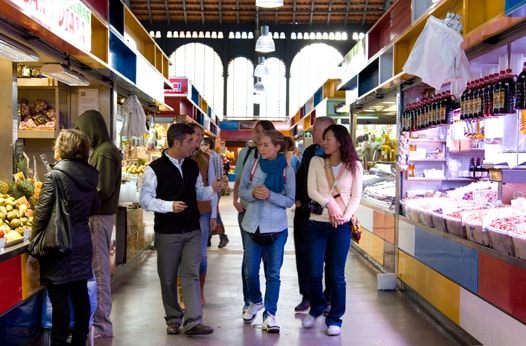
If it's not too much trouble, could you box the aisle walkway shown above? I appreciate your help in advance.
[96,193,464,346]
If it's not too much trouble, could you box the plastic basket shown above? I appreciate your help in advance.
[511,231,526,260]
[419,209,435,228]
[444,215,465,238]
[487,226,515,257]
[431,212,447,233]
[465,222,490,246]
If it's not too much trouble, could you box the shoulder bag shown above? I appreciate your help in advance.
[28,172,73,259]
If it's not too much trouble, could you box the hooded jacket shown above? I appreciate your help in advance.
[33,159,100,285]
[75,110,122,215]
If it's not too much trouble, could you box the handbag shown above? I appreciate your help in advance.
[211,223,225,235]
[28,172,72,260]
[349,214,362,243]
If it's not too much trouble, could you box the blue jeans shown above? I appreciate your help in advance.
[244,229,288,316]
[307,220,351,327]
[238,211,254,307]
[199,212,211,273]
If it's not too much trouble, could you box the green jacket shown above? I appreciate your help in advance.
[75,110,122,215]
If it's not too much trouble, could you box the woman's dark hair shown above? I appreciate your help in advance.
[263,129,287,153]
[255,120,275,132]
[55,129,91,162]
[323,124,360,174]
[167,123,194,148]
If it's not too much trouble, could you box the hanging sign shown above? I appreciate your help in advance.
[7,0,92,52]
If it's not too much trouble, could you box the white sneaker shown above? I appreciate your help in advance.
[262,313,280,333]
[327,325,341,336]
[302,314,316,329]
[243,302,263,323]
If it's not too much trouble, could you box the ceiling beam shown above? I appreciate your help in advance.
[344,0,351,26]
[309,0,315,26]
[362,0,369,26]
[292,0,297,23]
[327,0,333,26]
[164,0,170,24]
[219,0,223,25]
[236,0,240,24]
[200,0,205,24]
[146,0,153,24]
[183,0,188,24]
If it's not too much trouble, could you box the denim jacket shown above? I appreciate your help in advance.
[238,157,295,234]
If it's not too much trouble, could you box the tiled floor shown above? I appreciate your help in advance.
[95,193,465,346]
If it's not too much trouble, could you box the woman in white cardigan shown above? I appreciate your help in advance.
[301,124,363,336]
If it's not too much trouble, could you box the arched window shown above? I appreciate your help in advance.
[289,43,343,116]
[258,57,287,120]
[226,57,254,118]
[170,43,224,118]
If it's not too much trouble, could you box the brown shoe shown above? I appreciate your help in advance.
[184,324,214,335]
[166,322,180,334]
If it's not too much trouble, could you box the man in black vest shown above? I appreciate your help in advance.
[140,123,222,336]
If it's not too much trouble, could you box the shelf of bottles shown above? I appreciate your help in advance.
[402,64,526,134]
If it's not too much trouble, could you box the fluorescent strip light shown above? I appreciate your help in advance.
[40,64,90,86]
[0,34,39,62]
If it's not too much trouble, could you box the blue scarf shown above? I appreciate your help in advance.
[258,153,287,193]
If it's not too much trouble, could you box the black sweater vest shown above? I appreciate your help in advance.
[149,153,201,233]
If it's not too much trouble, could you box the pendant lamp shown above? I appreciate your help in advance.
[256,0,284,8]
[254,57,269,77]
[255,25,275,53]
[254,79,265,93]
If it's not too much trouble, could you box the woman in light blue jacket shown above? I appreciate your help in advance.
[238,129,295,333]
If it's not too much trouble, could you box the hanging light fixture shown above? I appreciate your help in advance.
[0,33,39,62]
[40,64,90,86]
[254,78,265,93]
[256,0,283,8]
[254,57,269,77]
[255,25,275,53]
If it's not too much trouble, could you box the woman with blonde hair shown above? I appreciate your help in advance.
[239,129,295,333]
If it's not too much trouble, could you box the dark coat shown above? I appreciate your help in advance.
[32,159,100,285]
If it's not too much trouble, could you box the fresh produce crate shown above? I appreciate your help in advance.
[431,212,447,233]
[419,209,435,228]
[465,222,490,247]
[487,226,515,257]
[444,215,466,238]
[511,233,526,260]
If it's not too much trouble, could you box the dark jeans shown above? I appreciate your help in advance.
[307,220,351,327]
[46,279,90,346]
[294,207,332,302]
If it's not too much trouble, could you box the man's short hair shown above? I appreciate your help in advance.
[203,137,215,148]
[167,123,194,148]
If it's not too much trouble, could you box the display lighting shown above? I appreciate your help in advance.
[359,32,365,40]
[0,34,39,62]
[229,32,235,39]
[254,57,269,77]
[256,0,283,8]
[205,31,210,38]
[273,32,279,39]
[248,32,254,39]
[280,32,286,39]
[166,31,172,38]
[173,31,179,38]
[291,32,297,40]
[40,64,90,86]
[155,31,161,38]
[211,31,217,39]
[217,32,224,39]
[255,25,275,53]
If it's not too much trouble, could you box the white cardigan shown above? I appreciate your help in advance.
[307,156,363,223]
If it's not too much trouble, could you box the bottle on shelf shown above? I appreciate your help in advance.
[475,157,482,178]
[461,81,471,119]
[483,74,495,117]
[469,157,475,178]
[516,62,526,110]
[502,68,516,114]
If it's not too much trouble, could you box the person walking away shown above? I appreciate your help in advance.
[301,124,363,336]
[31,129,100,345]
[233,120,275,315]
[293,116,335,312]
[238,129,295,333]
[140,123,222,336]
[75,109,122,340]
[202,137,229,248]
[189,123,219,306]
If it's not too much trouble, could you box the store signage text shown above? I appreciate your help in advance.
[166,78,189,95]
[8,0,91,52]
